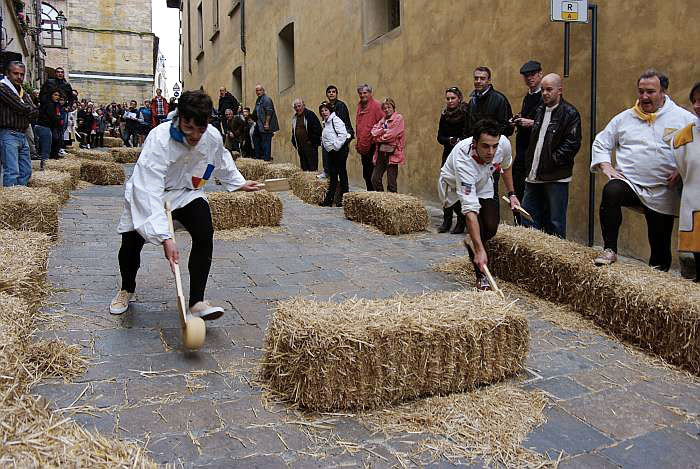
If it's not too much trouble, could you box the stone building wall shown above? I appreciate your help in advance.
[43,0,154,103]
[180,0,699,266]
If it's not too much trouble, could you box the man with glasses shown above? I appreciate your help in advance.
[355,84,384,190]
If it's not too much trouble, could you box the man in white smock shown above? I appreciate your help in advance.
[110,90,260,317]
[439,119,521,290]
[591,69,695,270]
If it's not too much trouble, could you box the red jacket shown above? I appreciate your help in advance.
[355,98,384,155]
[150,97,169,126]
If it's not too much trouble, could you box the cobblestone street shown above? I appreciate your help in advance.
[35,171,700,468]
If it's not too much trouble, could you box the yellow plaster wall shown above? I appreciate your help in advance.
[181,0,698,264]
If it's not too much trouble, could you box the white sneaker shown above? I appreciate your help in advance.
[58,149,66,156]
[189,300,224,321]
[316,172,327,179]
[110,290,135,315]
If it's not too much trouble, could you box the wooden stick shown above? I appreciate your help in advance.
[165,201,188,328]
[257,178,289,192]
[501,196,534,221]
[482,264,504,298]
[462,239,504,297]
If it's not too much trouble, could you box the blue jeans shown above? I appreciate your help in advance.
[0,129,31,186]
[34,125,52,163]
[522,181,569,238]
[255,131,273,161]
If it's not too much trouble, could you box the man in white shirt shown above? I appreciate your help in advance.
[109,91,260,319]
[439,119,521,290]
[591,69,695,270]
[521,73,581,238]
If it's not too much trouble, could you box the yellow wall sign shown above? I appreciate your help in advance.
[551,0,588,23]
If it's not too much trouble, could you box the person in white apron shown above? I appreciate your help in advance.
[109,91,260,318]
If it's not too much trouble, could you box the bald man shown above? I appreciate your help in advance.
[521,73,581,238]
[254,84,279,161]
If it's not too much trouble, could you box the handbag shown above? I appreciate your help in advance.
[379,142,395,154]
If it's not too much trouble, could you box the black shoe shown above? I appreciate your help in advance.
[320,200,332,207]
[438,209,453,233]
[450,218,465,234]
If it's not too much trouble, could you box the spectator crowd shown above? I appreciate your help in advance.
[1,60,698,287]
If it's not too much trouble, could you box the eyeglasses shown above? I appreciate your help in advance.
[446,87,459,93]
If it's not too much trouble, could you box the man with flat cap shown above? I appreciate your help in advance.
[510,60,544,220]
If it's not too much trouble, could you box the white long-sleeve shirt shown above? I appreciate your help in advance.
[321,113,348,152]
[438,135,512,214]
[591,97,695,215]
[669,120,700,252]
[117,118,246,245]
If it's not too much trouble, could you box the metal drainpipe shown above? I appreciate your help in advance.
[587,3,598,247]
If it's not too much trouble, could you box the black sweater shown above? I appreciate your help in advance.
[514,90,543,164]
[436,105,470,164]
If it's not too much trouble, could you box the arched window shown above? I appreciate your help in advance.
[42,3,64,47]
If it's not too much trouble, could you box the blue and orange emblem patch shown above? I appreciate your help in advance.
[192,164,215,189]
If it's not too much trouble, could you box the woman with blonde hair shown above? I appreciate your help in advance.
[370,98,405,192]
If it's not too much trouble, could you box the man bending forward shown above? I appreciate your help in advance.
[110,90,259,318]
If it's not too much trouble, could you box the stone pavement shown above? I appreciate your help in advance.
[35,170,700,468]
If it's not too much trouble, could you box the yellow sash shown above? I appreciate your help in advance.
[632,100,657,124]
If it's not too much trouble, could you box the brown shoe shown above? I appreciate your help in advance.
[594,248,617,266]
[476,275,491,291]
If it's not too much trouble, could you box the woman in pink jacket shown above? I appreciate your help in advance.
[370,98,405,192]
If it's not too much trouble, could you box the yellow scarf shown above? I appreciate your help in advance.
[632,100,656,123]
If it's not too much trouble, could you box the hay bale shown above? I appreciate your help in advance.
[33,159,82,186]
[260,292,528,411]
[343,192,429,235]
[235,158,268,181]
[485,224,700,374]
[79,160,125,185]
[102,136,124,147]
[263,163,301,180]
[28,170,74,202]
[289,172,342,206]
[75,149,115,162]
[207,191,283,229]
[0,230,50,305]
[110,147,141,164]
[0,187,60,236]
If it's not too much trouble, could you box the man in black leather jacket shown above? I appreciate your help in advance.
[522,73,581,238]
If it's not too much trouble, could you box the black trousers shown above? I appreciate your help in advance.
[454,198,500,278]
[324,147,349,205]
[296,141,318,171]
[118,197,214,307]
[600,179,675,271]
[359,143,376,191]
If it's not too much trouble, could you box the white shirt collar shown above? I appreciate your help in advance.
[1,77,20,97]
[529,87,541,95]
